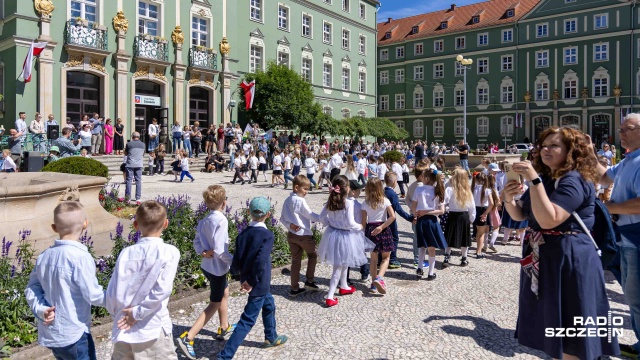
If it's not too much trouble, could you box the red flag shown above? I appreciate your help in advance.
[18,41,48,83]
[240,80,256,110]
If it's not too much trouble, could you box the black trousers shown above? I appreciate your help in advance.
[330,168,341,181]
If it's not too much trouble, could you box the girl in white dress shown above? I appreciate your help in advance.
[442,168,476,267]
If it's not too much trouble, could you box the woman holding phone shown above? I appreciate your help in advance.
[503,127,618,360]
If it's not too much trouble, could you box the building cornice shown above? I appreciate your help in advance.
[0,13,40,25]
[519,1,628,23]
[0,36,39,52]
[378,23,516,48]
[289,0,377,34]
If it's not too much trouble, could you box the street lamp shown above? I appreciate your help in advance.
[228,99,237,125]
[456,55,473,144]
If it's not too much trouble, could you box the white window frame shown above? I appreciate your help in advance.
[563,77,578,99]
[302,13,312,38]
[342,67,350,91]
[359,2,366,19]
[250,44,263,73]
[414,91,424,109]
[379,95,389,111]
[594,43,608,62]
[478,33,488,46]
[359,35,366,55]
[455,36,466,50]
[277,51,289,66]
[323,63,333,87]
[502,29,513,43]
[500,116,514,136]
[277,4,289,31]
[477,84,489,105]
[536,79,549,101]
[501,84,514,103]
[536,50,549,68]
[477,58,489,74]
[323,22,333,44]
[501,55,513,71]
[477,117,489,136]
[70,0,98,23]
[342,28,350,49]
[191,16,208,47]
[433,119,444,137]
[455,88,465,106]
[323,105,333,117]
[564,47,578,65]
[380,70,388,85]
[395,94,405,109]
[433,87,444,107]
[395,69,404,83]
[433,63,444,79]
[395,120,405,130]
[455,61,464,76]
[454,118,465,136]
[250,0,263,22]
[138,0,160,36]
[536,23,549,38]
[396,46,405,59]
[564,18,577,34]
[380,48,388,61]
[301,57,312,82]
[595,13,608,29]
[414,65,424,80]
[358,71,366,93]
[434,39,444,53]
[593,73,609,97]
[342,0,350,12]
[413,120,424,137]
[414,42,424,55]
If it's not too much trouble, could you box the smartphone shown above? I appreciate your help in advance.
[504,163,521,184]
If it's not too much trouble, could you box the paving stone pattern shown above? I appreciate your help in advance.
[95,171,635,359]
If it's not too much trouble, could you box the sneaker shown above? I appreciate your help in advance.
[290,288,306,297]
[477,253,486,259]
[413,261,418,269]
[177,332,196,359]
[325,297,339,307]
[442,256,451,268]
[620,344,639,359]
[460,257,469,266]
[423,260,429,268]
[388,261,401,269]
[360,274,371,282]
[426,273,437,281]
[304,281,320,291]
[416,268,424,278]
[488,245,497,253]
[339,285,356,295]
[263,335,288,348]
[284,183,288,189]
[191,178,195,182]
[215,324,237,340]
[369,284,377,293]
[373,277,387,294]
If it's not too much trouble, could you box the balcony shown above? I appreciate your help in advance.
[133,34,169,63]
[189,46,218,71]
[64,19,108,51]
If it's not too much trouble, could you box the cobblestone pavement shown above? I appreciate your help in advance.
[95,171,635,359]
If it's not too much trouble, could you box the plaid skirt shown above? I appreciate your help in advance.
[365,222,394,253]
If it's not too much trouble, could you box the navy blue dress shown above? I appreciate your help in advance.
[515,171,619,359]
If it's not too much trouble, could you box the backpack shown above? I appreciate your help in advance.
[555,179,618,269]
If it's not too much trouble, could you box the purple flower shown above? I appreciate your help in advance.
[128,230,141,243]
[270,217,278,226]
[96,258,108,272]
[225,205,232,214]
[10,265,16,278]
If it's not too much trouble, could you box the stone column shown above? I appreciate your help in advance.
[582,107,588,134]
[37,16,57,118]
[219,38,233,124]
[114,31,131,134]
[173,43,187,127]
[552,89,559,127]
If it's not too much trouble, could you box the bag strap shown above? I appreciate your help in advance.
[554,178,602,257]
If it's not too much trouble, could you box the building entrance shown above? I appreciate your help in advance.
[591,114,611,148]
[66,72,100,127]
[134,80,168,145]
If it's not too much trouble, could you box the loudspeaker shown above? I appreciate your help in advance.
[47,125,59,140]
[23,152,45,172]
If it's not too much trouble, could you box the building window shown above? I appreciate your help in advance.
[455,36,465,50]
[396,46,404,59]
[477,58,488,74]
[501,116,514,136]
[380,49,388,61]
[71,0,97,23]
[414,92,424,109]
[342,68,350,90]
[472,16,480,24]
[358,71,366,93]
[455,118,465,136]
[302,58,312,82]
[277,51,289,66]
[536,50,549,67]
[477,86,489,104]
[323,63,332,87]
[395,94,405,109]
[433,119,444,136]
[342,109,351,119]
[379,95,389,110]
[455,89,465,106]
[434,40,444,53]
[323,105,332,116]
[302,14,312,37]
[191,17,208,47]
[342,0,349,12]
[537,23,548,37]
[477,117,489,136]
[441,21,448,29]
[502,29,513,43]
[357,110,366,117]
[501,85,513,103]
[413,120,424,137]
[561,115,580,128]
[563,79,578,99]
[324,0,331,4]
[250,0,262,21]
[456,62,464,76]
[395,120,405,130]
[433,88,444,107]
[433,63,444,78]
[278,5,289,30]
[564,47,578,64]
[395,69,404,83]
[250,45,262,72]
[506,9,515,17]
[323,22,332,44]
[536,80,549,101]
[564,18,577,34]
[138,1,159,36]
[384,31,391,39]
[414,66,424,80]
[359,3,365,18]
[595,14,608,29]
[414,43,423,55]
[594,43,608,61]
[502,55,513,71]
[342,29,350,49]
[359,35,366,54]
[594,77,608,97]
[478,33,488,46]
[380,70,388,84]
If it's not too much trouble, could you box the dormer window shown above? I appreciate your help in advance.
[385,31,391,39]
[441,21,448,29]
[506,9,515,17]
[412,26,419,34]
[472,16,480,24]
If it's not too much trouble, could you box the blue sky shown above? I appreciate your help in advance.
[378,0,482,21]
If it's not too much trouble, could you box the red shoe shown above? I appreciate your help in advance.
[325,297,339,307]
[339,286,356,295]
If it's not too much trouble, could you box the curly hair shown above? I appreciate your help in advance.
[533,126,599,183]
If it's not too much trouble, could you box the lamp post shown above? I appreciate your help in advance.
[456,55,473,145]
[228,99,237,125]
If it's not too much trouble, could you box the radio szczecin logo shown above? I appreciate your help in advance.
[545,312,623,343]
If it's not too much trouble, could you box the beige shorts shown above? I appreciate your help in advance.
[111,329,176,360]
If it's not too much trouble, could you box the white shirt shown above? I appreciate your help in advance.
[345,170,358,181]
[349,197,363,224]
[106,237,180,344]
[402,164,410,173]
[292,157,301,167]
[3,156,16,171]
[273,156,282,170]
[329,153,343,170]
[444,187,476,223]
[357,158,367,174]
[318,199,363,231]
[304,158,317,174]
[284,155,292,170]
[362,198,392,223]
[392,162,403,179]
[495,172,506,194]
[180,158,190,172]
[377,163,388,179]
[473,185,492,207]
[259,156,267,164]
[405,181,423,215]
[234,157,242,168]
[193,211,233,276]
[320,159,329,173]
[249,156,259,169]
[280,193,320,236]
[148,124,158,136]
[243,143,252,156]
[415,184,443,211]
[148,157,155,166]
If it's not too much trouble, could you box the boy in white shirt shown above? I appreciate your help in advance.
[248,151,259,184]
[178,186,236,359]
[280,175,320,296]
[231,151,246,185]
[391,159,405,198]
[377,158,388,180]
[2,149,17,172]
[303,151,318,190]
[356,152,367,184]
[405,159,429,268]
[271,150,284,187]
[107,201,180,359]
[317,154,331,190]
[283,151,294,190]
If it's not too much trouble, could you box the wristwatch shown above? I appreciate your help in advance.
[531,177,543,186]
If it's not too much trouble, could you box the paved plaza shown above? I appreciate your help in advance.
[91,171,635,360]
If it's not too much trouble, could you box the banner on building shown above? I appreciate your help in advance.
[18,41,48,83]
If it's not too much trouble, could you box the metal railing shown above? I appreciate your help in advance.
[133,35,169,62]
[189,46,217,70]
[64,19,108,51]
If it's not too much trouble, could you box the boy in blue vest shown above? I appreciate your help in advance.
[217,197,288,360]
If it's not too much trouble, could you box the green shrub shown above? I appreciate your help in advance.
[382,150,404,164]
[41,157,108,178]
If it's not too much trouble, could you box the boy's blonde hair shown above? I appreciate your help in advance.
[203,185,226,210]
[364,177,385,210]
[413,159,430,179]
[53,201,87,235]
[292,174,310,188]
[2,149,10,157]
[135,200,167,234]
[384,172,397,187]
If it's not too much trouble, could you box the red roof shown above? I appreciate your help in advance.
[377,0,541,45]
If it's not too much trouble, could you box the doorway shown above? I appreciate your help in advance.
[66,71,101,127]
[591,114,611,148]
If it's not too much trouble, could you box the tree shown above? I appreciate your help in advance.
[239,61,320,131]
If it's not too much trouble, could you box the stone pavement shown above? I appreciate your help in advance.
[93,170,635,359]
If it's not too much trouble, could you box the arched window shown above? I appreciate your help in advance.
[323,105,333,117]
[413,119,424,137]
[560,114,579,129]
[342,108,351,119]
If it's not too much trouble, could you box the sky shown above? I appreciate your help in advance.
[377,0,482,22]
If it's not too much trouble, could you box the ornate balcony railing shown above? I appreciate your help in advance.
[64,19,108,51]
[189,46,218,70]
[133,34,169,62]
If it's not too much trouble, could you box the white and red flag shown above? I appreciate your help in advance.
[240,80,256,110]
[18,41,48,83]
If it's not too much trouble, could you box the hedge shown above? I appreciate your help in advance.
[41,157,109,178]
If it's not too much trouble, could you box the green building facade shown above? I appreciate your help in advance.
[377,0,634,149]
